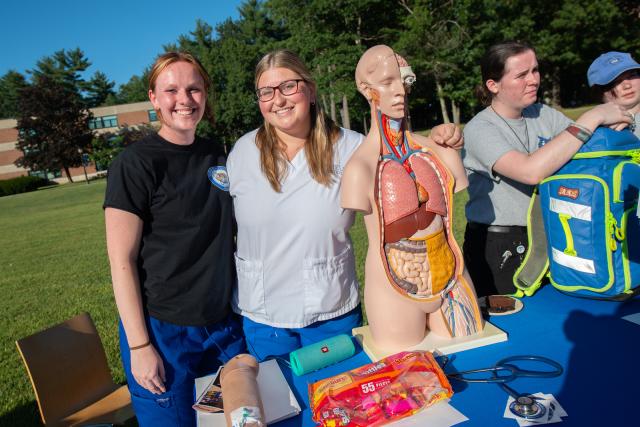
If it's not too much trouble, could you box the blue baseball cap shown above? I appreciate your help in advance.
[587,51,640,87]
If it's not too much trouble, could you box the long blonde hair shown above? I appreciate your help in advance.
[254,50,340,192]
[149,51,215,127]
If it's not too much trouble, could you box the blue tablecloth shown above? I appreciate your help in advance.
[273,285,640,426]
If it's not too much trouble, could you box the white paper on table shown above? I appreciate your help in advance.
[257,359,301,423]
[503,396,552,425]
[387,400,468,427]
[195,359,300,427]
[503,392,565,425]
[621,313,640,326]
[539,394,567,419]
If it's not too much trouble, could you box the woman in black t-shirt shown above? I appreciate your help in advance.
[104,52,244,427]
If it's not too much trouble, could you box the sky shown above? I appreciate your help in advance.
[1,0,244,88]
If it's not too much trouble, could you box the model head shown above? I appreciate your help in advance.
[476,41,539,115]
[356,45,416,119]
[588,52,640,112]
[254,49,339,192]
[148,52,214,140]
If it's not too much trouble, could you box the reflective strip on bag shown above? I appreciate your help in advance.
[552,247,595,274]
[549,197,592,221]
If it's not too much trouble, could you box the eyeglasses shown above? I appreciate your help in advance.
[256,79,305,102]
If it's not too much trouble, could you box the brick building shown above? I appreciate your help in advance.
[0,101,158,182]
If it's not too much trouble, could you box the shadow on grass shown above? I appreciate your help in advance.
[0,401,41,427]
[0,401,139,427]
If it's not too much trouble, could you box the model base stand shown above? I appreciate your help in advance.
[352,321,507,362]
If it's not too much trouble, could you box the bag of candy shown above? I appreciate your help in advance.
[309,351,453,426]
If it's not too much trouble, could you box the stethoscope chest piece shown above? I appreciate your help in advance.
[510,395,546,420]
[441,354,561,421]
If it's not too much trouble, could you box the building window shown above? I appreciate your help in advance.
[89,115,118,129]
[29,169,61,180]
[148,110,158,122]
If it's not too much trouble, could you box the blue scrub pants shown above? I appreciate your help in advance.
[243,306,362,362]
[119,313,245,427]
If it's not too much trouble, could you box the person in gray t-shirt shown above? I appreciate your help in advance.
[588,51,640,139]
[462,41,632,297]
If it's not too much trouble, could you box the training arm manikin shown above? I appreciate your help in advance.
[220,354,265,427]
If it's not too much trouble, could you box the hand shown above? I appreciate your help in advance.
[430,123,464,149]
[579,102,633,131]
[131,344,167,394]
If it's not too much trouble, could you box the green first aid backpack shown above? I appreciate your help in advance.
[514,127,640,300]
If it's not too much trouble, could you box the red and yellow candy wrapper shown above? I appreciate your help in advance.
[309,351,453,427]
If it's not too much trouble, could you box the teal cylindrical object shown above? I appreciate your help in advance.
[289,334,355,376]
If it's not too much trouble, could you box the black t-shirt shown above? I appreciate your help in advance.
[104,133,234,326]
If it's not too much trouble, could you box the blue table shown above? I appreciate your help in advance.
[274,285,639,426]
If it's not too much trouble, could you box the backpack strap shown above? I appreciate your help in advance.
[513,189,549,296]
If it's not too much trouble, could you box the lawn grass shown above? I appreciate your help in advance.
[560,105,593,121]
[0,180,121,427]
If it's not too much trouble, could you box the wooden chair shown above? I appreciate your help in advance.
[16,312,135,426]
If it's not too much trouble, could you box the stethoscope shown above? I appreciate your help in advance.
[440,355,564,420]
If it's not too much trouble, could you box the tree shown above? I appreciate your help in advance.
[15,75,94,182]
[0,70,28,119]
[268,0,397,132]
[530,0,638,107]
[30,48,91,93]
[85,71,116,107]
[30,48,123,107]
[208,2,285,145]
[102,0,638,134]
[395,0,511,125]
[114,72,150,104]
[396,1,461,124]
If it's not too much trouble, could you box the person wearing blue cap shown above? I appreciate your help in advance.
[462,41,633,297]
[588,51,640,137]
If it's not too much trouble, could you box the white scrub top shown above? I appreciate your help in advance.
[227,128,363,328]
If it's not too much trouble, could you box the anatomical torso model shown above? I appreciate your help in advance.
[341,45,483,351]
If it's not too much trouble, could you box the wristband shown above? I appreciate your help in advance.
[565,124,592,144]
[129,340,151,351]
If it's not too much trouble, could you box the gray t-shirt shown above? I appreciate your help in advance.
[462,104,571,226]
